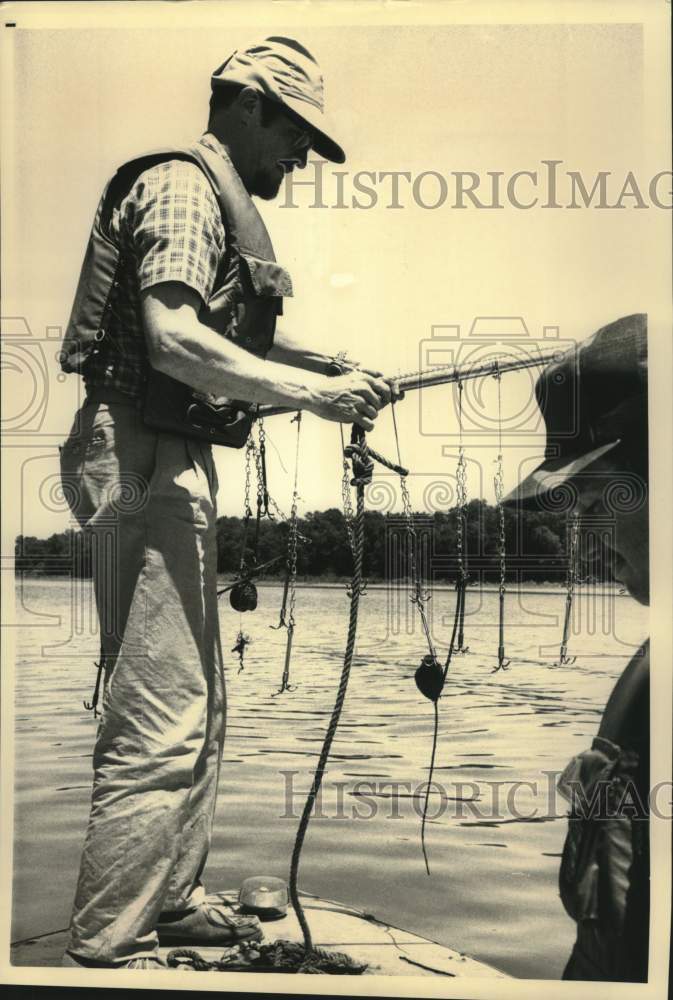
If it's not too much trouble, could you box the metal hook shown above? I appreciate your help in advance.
[83,654,105,716]
[492,657,511,673]
[272,681,297,697]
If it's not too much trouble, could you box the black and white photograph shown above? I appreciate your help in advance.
[1,1,671,996]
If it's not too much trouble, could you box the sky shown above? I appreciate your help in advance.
[2,1,671,538]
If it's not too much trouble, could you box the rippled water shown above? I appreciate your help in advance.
[11,577,648,978]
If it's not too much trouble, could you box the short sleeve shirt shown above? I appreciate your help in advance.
[83,134,227,398]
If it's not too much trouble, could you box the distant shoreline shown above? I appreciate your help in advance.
[16,575,628,598]
[247,580,628,597]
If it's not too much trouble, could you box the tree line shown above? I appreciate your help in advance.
[15,500,600,584]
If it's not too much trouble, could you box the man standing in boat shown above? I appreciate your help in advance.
[504,313,649,982]
[58,36,393,969]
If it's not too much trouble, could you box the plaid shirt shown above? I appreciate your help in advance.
[84,133,227,398]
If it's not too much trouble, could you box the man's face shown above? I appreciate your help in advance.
[248,105,312,200]
[573,457,649,605]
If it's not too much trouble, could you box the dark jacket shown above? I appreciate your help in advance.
[559,641,649,981]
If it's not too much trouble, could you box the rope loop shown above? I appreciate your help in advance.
[344,442,374,487]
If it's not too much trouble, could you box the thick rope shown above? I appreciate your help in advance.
[366,445,408,477]
[288,426,368,954]
[419,700,439,876]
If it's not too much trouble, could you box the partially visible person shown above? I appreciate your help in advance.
[504,313,649,982]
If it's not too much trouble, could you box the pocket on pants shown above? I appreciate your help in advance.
[183,438,218,522]
[194,441,219,506]
[60,410,118,527]
[59,403,158,530]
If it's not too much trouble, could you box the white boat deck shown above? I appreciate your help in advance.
[11,890,509,978]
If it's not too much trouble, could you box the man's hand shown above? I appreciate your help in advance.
[329,357,405,405]
[307,371,394,431]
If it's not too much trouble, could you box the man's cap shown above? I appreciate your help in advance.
[503,313,648,509]
[211,36,345,164]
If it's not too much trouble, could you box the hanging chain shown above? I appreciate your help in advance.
[454,381,470,655]
[248,423,287,527]
[254,430,265,540]
[557,511,581,666]
[286,413,302,632]
[493,370,506,591]
[243,439,253,519]
[493,367,510,672]
[566,511,580,600]
[392,401,437,661]
[393,399,441,876]
[455,382,468,580]
[340,424,356,555]
[401,476,436,659]
[239,439,255,573]
[273,412,303,695]
[257,420,288,521]
[257,418,270,517]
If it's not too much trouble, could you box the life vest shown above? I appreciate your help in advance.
[557,641,649,982]
[59,136,293,447]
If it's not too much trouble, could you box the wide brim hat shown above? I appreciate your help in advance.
[503,313,648,509]
[211,36,345,164]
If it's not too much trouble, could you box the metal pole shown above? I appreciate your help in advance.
[256,350,562,418]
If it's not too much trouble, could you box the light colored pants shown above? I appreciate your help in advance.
[59,399,225,964]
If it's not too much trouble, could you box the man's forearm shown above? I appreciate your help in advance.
[149,315,326,409]
[266,326,335,374]
[141,284,392,430]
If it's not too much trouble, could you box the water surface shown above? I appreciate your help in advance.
[11,578,648,978]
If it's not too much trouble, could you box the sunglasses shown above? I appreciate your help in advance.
[278,111,313,152]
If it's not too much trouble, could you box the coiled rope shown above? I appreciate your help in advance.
[167,941,367,975]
